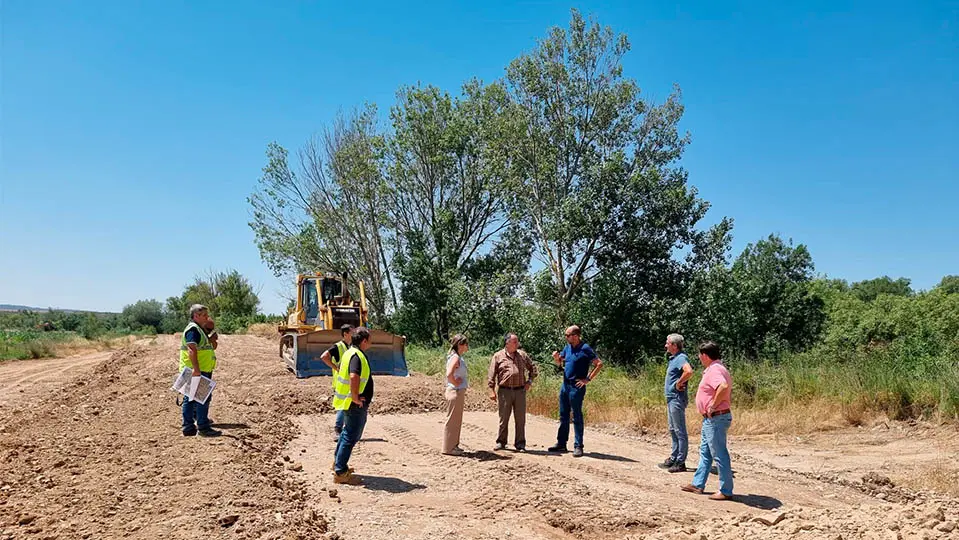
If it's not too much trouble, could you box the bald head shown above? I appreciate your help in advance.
[504,333,519,353]
[564,325,582,345]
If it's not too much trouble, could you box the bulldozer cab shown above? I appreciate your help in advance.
[293,274,363,330]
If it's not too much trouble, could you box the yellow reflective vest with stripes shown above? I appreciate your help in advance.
[330,340,348,389]
[332,347,370,411]
[179,322,216,372]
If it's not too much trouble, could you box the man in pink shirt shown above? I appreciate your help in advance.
[681,341,733,500]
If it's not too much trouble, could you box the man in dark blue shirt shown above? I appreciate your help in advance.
[548,325,604,457]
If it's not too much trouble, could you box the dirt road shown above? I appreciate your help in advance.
[0,351,113,408]
[2,336,959,539]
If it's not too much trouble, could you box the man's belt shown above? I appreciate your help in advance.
[703,409,731,419]
[499,385,526,390]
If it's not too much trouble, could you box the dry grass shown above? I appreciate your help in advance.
[527,391,888,436]
[725,400,880,435]
[246,323,280,341]
[52,335,139,357]
[894,457,959,496]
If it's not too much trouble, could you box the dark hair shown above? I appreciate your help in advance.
[698,341,722,360]
[449,334,468,354]
[340,324,354,336]
[351,327,371,348]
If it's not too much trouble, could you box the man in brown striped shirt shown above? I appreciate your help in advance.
[487,333,538,451]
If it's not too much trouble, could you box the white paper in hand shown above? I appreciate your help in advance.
[189,376,200,400]
[171,368,216,405]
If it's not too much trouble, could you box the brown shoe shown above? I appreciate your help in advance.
[333,470,362,485]
[330,461,354,473]
[680,484,703,494]
[709,492,731,501]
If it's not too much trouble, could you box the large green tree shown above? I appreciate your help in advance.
[251,84,526,343]
[249,106,396,323]
[163,270,260,333]
[492,9,733,363]
[503,9,731,331]
[387,82,526,342]
[724,235,824,358]
[121,299,163,332]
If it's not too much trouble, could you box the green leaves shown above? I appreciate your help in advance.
[245,9,959,370]
[165,270,260,333]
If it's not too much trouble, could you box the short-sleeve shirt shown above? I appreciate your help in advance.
[325,343,343,364]
[664,352,690,401]
[696,361,732,415]
[348,353,374,409]
[561,343,596,382]
[184,327,203,345]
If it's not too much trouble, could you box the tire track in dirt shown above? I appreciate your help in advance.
[295,413,674,539]
[292,408,959,540]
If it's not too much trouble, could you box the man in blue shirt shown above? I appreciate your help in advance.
[548,325,604,457]
[659,333,693,472]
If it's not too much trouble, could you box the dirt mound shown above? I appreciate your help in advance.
[647,500,959,539]
[364,372,495,415]
[246,323,280,341]
[0,336,329,539]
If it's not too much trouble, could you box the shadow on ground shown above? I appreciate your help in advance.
[732,493,782,510]
[587,452,638,462]
[359,475,427,494]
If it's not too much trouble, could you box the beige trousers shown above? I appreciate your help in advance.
[496,387,527,448]
[443,387,466,453]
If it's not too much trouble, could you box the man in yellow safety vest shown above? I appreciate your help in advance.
[320,324,354,438]
[332,327,373,485]
[179,304,221,437]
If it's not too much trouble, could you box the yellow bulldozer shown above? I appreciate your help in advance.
[278,272,407,377]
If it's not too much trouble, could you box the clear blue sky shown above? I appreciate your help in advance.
[1,1,956,315]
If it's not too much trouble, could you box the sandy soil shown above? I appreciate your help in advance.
[2,335,959,539]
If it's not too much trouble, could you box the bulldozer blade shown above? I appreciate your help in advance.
[286,329,408,378]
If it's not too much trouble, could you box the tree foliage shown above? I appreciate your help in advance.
[121,299,163,332]
[250,106,396,323]
[935,275,959,295]
[850,276,914,302]
[246,9,957,365]
[162,270,261,333]
[502,10,733,330]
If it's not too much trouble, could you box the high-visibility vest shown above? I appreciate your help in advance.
[330,340,348,389]
[179,322,216,372]
[332,347,370,411]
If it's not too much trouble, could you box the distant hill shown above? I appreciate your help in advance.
[0,304,116,314]
[0,304,46,312]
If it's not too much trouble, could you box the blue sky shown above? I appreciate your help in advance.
[1,0,956,315]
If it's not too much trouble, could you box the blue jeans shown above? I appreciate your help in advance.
[334,406,368,474]
[556,381,586,448]
[181,371,213,433]
[692,413,733,495]
[666,395,689,463]
[334,410,345,433]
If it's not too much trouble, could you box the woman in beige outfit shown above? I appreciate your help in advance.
[443,334,469,455]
